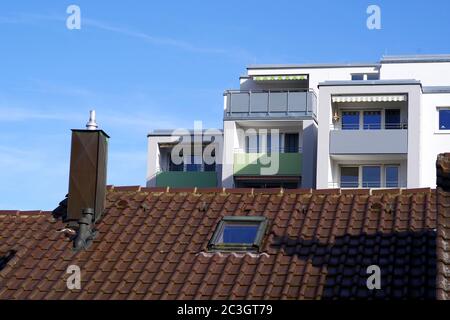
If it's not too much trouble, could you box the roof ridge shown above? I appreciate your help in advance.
[105,185,428,196]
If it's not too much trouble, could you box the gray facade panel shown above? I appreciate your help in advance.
[330,130,408,154]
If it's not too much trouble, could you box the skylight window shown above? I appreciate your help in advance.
[208,216,267,252]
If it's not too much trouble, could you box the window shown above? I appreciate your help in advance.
[342,111,360,130]
[439,108,450,130]
[169,152,183,171]
[284,133,299,153]
[385,166,399,188]
[340,167,359,188]
[340,165,400,188]
[363,110,381,130]
[204,150,216,172]
[245,134,260,153]
[208,216,268,251]
[362,166,381,188]
[367,73,380,80]
[351,74,364,81]
[266,133,271,154]
[385,109,401,129]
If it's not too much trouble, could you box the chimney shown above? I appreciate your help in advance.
[436,153,450,191]
[67,110,109,250]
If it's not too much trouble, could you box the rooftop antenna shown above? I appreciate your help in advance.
[86,110,98,130]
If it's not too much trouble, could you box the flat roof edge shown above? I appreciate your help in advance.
[381,54,450,63]
[247,62,380,70]
[423,86,450,94]
[148,129,223,137]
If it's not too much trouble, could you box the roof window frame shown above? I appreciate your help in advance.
[207,216,268,252]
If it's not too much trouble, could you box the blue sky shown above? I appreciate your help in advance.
[1,0,450,210]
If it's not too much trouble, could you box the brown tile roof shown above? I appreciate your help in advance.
[437,153,450,299]
[1,186,449,300]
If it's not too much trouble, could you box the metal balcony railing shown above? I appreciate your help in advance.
[224,89,317,120]
[330,122,408,130]
[156,164,216,174]
[235,147,303,153]
[328,181,406,188]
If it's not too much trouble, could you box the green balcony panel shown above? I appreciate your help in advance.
[233,153,302,176]
[155,171,217,188]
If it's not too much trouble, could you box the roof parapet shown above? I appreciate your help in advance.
[381,54,450,64]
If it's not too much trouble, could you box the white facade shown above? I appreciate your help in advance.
[147,54,450,190]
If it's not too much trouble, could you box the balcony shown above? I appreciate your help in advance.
[233,152,302,176]
[224,89,317,120]
[155,171,217,188]
[329,123,408,154]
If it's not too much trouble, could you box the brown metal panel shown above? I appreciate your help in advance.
[67,130,109,224]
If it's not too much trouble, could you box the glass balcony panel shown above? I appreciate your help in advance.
[269,92,287,112]
[362,166,381,188]
[250,92,268,112]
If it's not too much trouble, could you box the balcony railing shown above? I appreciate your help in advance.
[328,181,407,188]
[233,151,302,176]
[331,122,408,130]
[165,163,216,172]
[155,171,217,188]
[224,89,317,120]
[242,147,303,153]
[329,125,408,154]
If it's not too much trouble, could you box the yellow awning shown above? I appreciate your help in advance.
[253,75,308,81]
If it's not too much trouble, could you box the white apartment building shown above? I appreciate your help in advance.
[147,54,450,190]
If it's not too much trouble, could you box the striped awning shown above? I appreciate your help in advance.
[332,95,407,103]
[253,75,308,81]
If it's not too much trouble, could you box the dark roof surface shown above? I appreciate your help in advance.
[1,186,449,300]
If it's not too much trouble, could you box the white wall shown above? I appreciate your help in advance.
[316,83,422,189]
[222,121,238,188]
[146,136,179,187]
[246,66,379,92]
[381,62,450,86]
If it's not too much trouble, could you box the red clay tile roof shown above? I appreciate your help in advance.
[1,186,449,300]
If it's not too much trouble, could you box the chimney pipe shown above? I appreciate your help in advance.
[67,111,109,235]
[73,208,96,251]
[437,153,450,191]
[86,110,98,130]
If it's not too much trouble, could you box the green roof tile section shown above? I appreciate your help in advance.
[155,171,217,188]
[233,153,302,176]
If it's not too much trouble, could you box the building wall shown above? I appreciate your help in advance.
[148,56,450,190]
[147,136,178,187]
[316,83,422,189]
[147,134,223,188]
[381,62,450,86]
[222,120,238,188]
[421,93,450,187]
[245,66,380,92]
[301,120,318,188]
